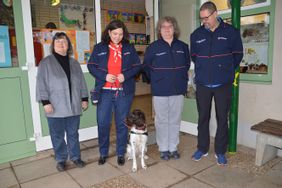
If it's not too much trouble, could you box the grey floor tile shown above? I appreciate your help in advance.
[20,172,80,188]
[0,168,19,188]
[171,177,214,188]
[166,148,215,175]
[68,162,123,187]
[11,149,54,166]
[130,163,187,188]
[80,147,100,163]
[92,175,146,188]
[0,162,10,170]
[195,165,255,188]
[107,155,157,174]
[13,157,58,183]
[81,139,99,148]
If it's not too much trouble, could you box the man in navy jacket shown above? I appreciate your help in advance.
[190,1,243,165]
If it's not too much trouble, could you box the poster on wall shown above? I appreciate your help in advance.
[0,25,12,67]
[59,4,95,31]
[33,29,90,65]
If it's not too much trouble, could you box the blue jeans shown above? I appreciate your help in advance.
[47,115,81,162]
[97,89,134,156]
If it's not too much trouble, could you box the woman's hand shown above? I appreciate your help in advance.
[117,74,125,83]
[82,101,88,111]
[106,74,117,83]
[44,104,54,114]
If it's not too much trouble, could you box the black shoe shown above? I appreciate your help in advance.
[169,151,180,159]
[160,151,170,161]
[117,156,125,166]
[73,159,85,168]
[98,156,107,165]
[56,161,66,172]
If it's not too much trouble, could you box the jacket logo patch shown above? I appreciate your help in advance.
[196,39,206,43]
[124,52,131,56]
[156,52,167,56]
[176,50,184,53]
[218,37,227,40]
[98,52,107,56]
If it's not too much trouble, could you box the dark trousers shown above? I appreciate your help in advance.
[97,89,134,157]
[196,84,232,154]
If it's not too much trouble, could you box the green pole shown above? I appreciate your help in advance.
[228,0,241,153]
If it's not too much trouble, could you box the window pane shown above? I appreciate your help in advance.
[225,13,269,74]
[210,0,268,11]
[0,1,19,68]
[30,0,95,66]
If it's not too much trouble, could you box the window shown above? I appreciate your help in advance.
[200,0,275,83]
[30,0,95,66]
[0,1,19,68]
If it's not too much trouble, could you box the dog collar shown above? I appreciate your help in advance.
[130,131,148,136]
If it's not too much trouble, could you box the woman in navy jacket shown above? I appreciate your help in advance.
[87,20,141,166]
[143,16,190,160]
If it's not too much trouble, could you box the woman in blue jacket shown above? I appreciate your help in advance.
[87,20,141,166]
[143,16,190,160]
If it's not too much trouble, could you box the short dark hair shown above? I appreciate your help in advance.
[45,22,57,29]
[156,16,180,40]
[50,32,73,56]
[200,1,217,13]
[101,20,129,44]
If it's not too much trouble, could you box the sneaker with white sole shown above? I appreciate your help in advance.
[215,154,227,165]
[191,150,208,161]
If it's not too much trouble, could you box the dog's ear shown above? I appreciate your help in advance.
[126,112,134,128]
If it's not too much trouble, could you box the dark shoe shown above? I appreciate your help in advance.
[160,151,170,161]
[73,159,85,168]
[169,151,180,159]
[117,156,125,166]
[98,156,107,165]
[56,161,66,172]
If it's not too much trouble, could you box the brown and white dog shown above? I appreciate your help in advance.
[126,109,148,172]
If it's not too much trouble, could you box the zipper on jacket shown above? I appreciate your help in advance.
[208,32,214,85]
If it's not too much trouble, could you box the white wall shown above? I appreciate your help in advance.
[160,0,196,43]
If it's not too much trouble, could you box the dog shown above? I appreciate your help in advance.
[126,109,148,172]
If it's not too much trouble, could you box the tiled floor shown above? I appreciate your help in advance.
[0,133,281,188]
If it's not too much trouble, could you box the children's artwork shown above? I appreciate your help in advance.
[107,10,145,24]
[134,14,145,23]
[129,33,135,44]
[33,29,90,65]
[59,4,95,31]
[135,34,147,45]
[0,25,12,67]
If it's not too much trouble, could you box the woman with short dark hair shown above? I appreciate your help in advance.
[36,32,89,171]
[88,20,141,166]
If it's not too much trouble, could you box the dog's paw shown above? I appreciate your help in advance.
[132,167,137,172]
[142,164,147,170]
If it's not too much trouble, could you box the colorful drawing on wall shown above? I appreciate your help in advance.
[134,14,145,23]
[135,34,147,45]
[107,9,145,24]
[129,33,135,44]
[33,29,90,65]
[0,25,12,67]
[59,4,95,31]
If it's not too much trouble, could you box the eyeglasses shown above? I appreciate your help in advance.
[199,11,215,21]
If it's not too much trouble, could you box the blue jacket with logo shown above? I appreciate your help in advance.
[190,18,243,86]
[87,42,141,96]
[143,38,190,96]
